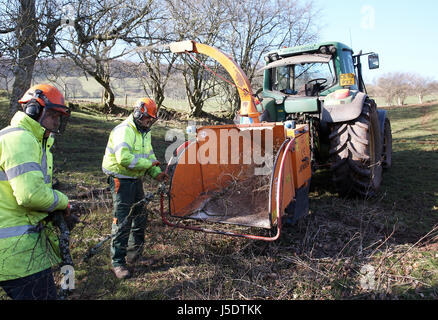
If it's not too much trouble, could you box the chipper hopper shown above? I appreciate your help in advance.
[160,41,311,241]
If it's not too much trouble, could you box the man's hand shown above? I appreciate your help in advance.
[64,203,71,218]
[62,203,80,231]
[151,160,160,168]
[155,172,169,182]
[64,213,80,231]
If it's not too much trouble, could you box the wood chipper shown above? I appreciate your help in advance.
[160,41,311,241]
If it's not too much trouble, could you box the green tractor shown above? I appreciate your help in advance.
[257,42,392,197]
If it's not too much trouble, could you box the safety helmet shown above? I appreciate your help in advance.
[133,98,158,120]
[19,84,71,133]
[19,84,70,115]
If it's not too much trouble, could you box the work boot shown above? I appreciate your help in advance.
[112,266,131,279]
[126,255,155,266]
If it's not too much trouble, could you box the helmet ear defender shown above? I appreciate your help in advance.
[23,89,43,119]
[133,102,145,120]
[133,107,143,120]
[24,100,41,118]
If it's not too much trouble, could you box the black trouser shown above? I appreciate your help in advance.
[0,268,57,300]
[108,176,147,267]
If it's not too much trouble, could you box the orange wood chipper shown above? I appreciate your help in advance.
[160,41,311,241]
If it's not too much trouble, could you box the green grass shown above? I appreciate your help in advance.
[1,98,437,300]
[373,94,438,107]
[0,98,9,129]
[379,105,438,236]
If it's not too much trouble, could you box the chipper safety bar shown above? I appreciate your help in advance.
[160,41,311,241]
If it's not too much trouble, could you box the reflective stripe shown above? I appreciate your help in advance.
[106,142,132,154]
[0,126,51,183]
[102,167,137,179]
[46,190,59,212]
[0,127,26,139]
[3,162,42,180]
[128,151,155,169]
[41,145,51,184]
[128,155,139,169]
[0,224,41,239]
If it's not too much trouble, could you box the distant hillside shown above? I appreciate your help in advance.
[0,57,190,104]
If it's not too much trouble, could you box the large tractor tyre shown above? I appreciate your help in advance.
[382,117,392,169]
[329,99,383,197]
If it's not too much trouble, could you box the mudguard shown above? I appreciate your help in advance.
[321,91,367,123]
[377,109,387,136]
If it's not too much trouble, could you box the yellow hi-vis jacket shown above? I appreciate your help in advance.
[102,114,161,179]
[0,112,68,281]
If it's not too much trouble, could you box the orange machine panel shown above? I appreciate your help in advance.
[169,123,288,226]
[286,124,311,189]
[269,142,295,225]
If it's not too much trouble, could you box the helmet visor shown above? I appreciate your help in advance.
[45,101,71,116]
[39,107,71,134]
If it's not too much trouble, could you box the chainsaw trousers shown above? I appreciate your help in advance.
[0,268,57,300]
[108,176,147,267]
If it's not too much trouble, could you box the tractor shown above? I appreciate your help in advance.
[256,41,392,197]
[159,40,392,241]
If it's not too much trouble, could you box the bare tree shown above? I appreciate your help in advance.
[0,57,14,96]
[213,0,320,113]
[376,72,412,106]
[56,0,156,112]
[430,81,438,96]
[165,0,229,117]
[131,1,179,109]
[164,0,321,115]
[0,0,66,117]
[410,74,436,104]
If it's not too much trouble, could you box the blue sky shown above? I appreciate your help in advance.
[315,0,438,83]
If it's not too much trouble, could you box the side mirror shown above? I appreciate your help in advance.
[368,54,379,69]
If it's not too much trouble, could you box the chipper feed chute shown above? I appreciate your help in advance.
[162,123,312,240]
[160,41,312,240]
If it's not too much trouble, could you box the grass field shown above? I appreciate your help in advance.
[0,99,437,300]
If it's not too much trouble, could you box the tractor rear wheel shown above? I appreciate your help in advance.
[329,99,383,197]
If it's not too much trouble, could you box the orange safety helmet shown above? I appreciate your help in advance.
[133,98,158,120]
[19,84,70,116]
[19,84,70,134]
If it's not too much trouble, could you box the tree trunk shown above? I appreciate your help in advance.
[153,88,165,110]
[190,102,204,117]
[103,87,115,112]
[9,0,37,118]
[93,74,115,113]
[188,88,205,117]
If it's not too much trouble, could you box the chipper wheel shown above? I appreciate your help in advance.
[329,99,383,197]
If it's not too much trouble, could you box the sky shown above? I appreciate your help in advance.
[315,0,438,83]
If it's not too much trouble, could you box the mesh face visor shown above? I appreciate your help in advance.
[40,104,71,134]
[142,114,158,124]
[136,110,158,130]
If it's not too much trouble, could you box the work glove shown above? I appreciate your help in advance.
[61,203,81,231]
[155,172,169,182]
[151,160,160,167]
[64,214,80,231]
